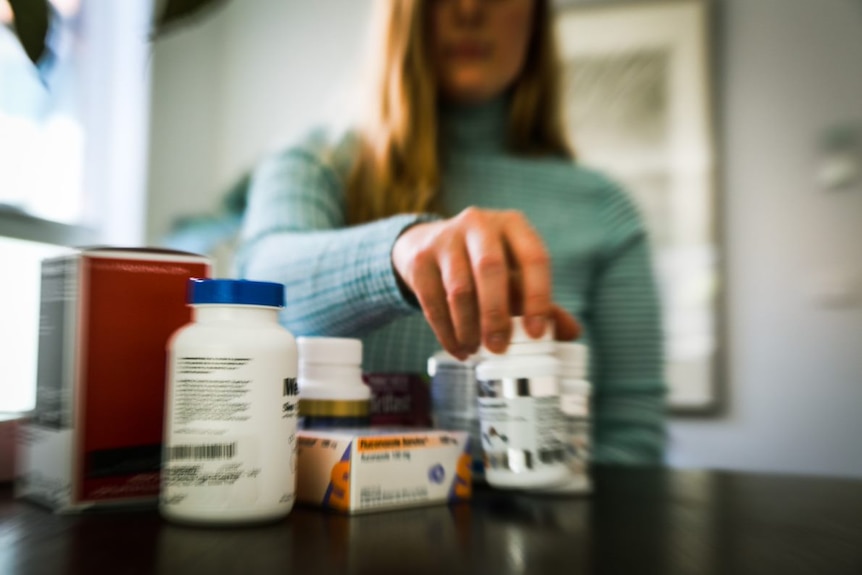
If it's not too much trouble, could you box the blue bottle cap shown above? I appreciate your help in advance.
[189,279,285,308]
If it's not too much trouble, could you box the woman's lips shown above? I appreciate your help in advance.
[446,42,492,60]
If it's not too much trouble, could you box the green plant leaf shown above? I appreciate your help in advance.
[153,0,230,38]
[7,0,232,69]
[8,0,50,65]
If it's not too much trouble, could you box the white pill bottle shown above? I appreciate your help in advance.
[297,337,371,429]
[162,279,298,525]
[475,317,569,489]
[553,342,593,494]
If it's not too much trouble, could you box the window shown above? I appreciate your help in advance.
[0,0,152,413]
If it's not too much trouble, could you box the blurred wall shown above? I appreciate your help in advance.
[669,0,862,477]
[146,0,370,247]
[146,0,862,477]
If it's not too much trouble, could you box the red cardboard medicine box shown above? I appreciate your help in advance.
[16,248,211,512]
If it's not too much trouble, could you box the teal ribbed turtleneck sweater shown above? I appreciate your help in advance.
[237,98,667,464]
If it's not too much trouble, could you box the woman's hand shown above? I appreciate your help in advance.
[392,207,580,359]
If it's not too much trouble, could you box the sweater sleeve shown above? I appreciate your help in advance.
[588,183,667,465]
[235,143,433,337]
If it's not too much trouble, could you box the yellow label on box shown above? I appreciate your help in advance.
[356,433,461,452]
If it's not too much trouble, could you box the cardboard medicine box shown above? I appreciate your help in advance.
[296,429,472,514]
[16,248,211,512]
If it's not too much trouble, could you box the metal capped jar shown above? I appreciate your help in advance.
[475,317,569,490]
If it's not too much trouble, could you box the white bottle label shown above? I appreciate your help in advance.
[162,354,298,511]
[563,418,591,475]
[559,389,591,475]
[476,376,566,472]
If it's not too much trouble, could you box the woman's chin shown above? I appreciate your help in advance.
[440,81,504,105]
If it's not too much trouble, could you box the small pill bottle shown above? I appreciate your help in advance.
[475,317,569,490]
[427,351,484,480]
[161,279,298,526]
[297,337,371,429]
[546,342,592,495]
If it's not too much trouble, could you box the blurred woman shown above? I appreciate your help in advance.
[237,0,666,464]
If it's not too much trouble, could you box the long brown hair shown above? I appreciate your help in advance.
[347,0,572,225]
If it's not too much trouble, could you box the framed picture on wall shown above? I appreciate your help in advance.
[556,0,720,412]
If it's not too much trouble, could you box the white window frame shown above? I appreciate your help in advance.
[0,0,153,414]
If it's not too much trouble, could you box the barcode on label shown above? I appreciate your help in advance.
[167,442,237,461]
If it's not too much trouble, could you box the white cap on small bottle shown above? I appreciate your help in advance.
[297,337,362,366]
[481,316,556,356]
[509,316,553,344]
[427,350,480,376]
[297,337,368,400]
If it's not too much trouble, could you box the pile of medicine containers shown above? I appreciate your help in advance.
[163,279,591,525]
[430,317,591,492]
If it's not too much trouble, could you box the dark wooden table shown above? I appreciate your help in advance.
[2,467,861,575]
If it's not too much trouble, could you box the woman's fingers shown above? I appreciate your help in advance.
[410,250,461,357]
[551,304,581,341]
[502,211,552,338]
[392,208,576,356]
[464,216,512,354]
[440,247,480,355]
